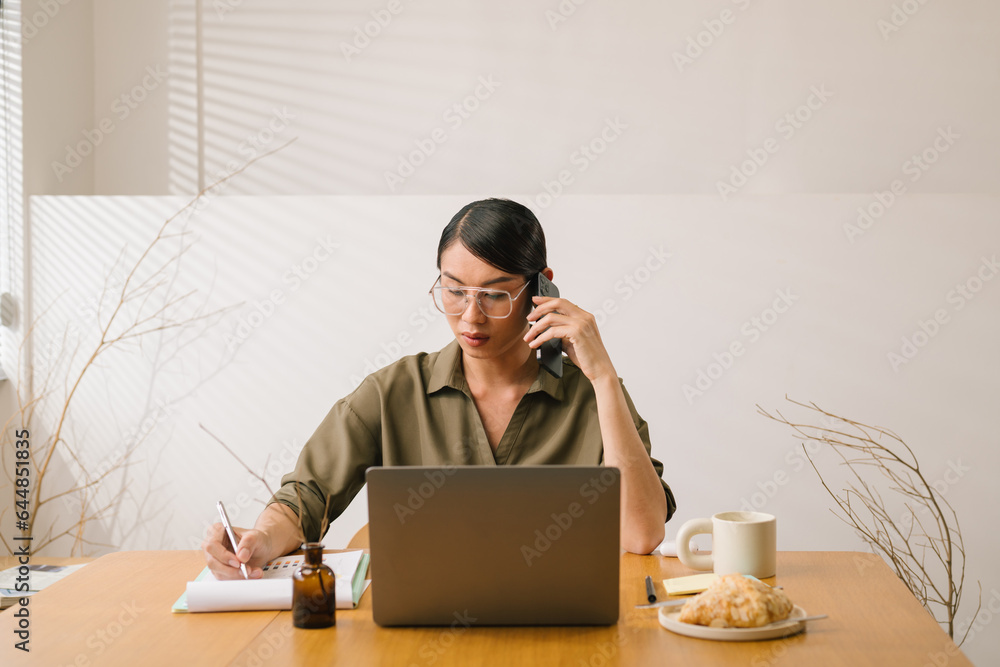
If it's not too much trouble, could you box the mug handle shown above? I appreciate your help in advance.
[675,518,713,571]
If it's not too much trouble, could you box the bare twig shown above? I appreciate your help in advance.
[758,397,977,643]
[198,423,333,545]
[2,138,296,556]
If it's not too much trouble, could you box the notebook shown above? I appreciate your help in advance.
[366,466,621,626]
[172,550,369,613]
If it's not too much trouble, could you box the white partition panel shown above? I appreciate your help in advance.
[27,193,1000,660]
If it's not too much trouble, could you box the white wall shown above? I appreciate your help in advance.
[22,0,94,196]
[7,1,1000,664]
[92,0,170,193]
[84,0,1000,197]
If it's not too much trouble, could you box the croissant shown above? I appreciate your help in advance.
[678,573,793,628]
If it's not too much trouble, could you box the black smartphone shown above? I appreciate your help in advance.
[534,273,563,378]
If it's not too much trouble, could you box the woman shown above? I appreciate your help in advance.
[203,198,675,579]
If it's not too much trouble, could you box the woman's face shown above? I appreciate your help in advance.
[438,243,533,364]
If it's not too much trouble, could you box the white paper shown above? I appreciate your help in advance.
[186,579,293,612]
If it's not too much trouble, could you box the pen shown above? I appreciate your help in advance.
[644,575,656,603]
[217,501,249,580]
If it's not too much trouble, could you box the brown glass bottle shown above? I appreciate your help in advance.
[292,542,336,629]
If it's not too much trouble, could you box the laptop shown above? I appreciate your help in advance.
[366,466,620,627]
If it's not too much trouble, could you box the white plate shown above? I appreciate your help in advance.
[658,604,809,641]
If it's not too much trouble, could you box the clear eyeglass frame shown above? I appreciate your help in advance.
[429,277,531,319]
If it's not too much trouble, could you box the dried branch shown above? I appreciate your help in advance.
[2,138,296,556]
[199,423,332,547]
[758,396,978,643]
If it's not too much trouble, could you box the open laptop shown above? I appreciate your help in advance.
[366,466,620,627]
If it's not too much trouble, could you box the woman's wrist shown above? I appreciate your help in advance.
[589,367,620,393]
[257,503,303,557]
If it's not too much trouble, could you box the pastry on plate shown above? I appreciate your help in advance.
[678,573,793,628]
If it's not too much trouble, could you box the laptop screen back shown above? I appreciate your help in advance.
[366,466,620,627]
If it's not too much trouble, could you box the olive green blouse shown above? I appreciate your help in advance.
[270,340,676,540]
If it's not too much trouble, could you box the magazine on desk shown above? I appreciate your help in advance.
[172,550,370,613]
[0,563,89,610]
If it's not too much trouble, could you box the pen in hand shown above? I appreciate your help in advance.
[217,501,249,580]
[644,575,656,603]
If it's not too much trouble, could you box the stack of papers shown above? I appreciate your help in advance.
[172,550,370,613]
[0,564,88,610]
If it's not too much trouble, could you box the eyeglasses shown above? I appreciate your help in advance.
[429,277,531,319]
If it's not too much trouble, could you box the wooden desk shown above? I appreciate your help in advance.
[1,551,971,666]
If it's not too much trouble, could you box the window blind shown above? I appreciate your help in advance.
[0,0,24,380]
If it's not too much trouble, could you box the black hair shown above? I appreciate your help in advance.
[436,199,548,287]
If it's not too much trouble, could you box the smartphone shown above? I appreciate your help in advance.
[534,273,563,378]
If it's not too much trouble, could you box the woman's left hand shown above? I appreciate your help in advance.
[524,296,616,383]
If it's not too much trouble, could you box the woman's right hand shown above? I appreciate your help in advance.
[201,523,272,580]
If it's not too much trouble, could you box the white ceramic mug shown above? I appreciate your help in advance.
[675,511,777,578]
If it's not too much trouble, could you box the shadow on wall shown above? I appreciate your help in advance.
[163,0,661,197]
[167,0,471,196]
